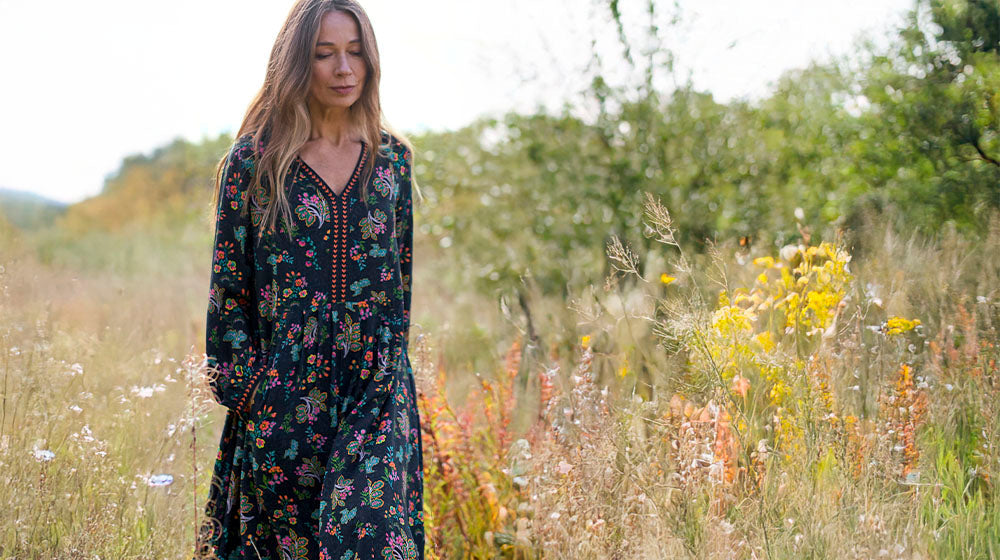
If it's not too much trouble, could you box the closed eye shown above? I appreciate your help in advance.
[316,52,362,59]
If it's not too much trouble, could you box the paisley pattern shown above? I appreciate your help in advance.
[198,129,423,559]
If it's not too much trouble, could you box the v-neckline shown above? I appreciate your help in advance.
[296,141,367,202]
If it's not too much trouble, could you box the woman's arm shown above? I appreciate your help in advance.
[205,138,266,419]
[395,144,414,342]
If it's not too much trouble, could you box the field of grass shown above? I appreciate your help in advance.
[2,199,999,559]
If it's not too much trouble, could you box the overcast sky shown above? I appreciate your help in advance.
[0,0,914,204]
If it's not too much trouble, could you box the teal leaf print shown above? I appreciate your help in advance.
[283,439,299,460]
[295,387,328,423]
[333,474,353,507]
[234,225,247,254]
[361,479,384,509]
[294,192,330,228]
[295,456,322,487]
[360,208,387,240]
[303,316,319,346]
[279,527,310,560]
[373,166,395,197]
[223,328,248,349]
[350,278,371,297]
[340,506,358,525]
[335,315,362,356]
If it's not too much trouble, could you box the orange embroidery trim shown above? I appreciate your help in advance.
[234,362,266,415]
[297,144,368,303]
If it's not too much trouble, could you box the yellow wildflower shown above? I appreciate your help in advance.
[885,316,921,335]
[753,256,776,268]
[618,354,629,379]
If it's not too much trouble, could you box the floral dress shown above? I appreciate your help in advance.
[197,129,424,560]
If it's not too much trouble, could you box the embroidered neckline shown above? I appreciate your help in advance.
[296,142,367,202]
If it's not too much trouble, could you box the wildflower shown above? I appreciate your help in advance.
[732,374,750,398]
[753,256,775,268]
[32,448,55,462]
[556,461,573,475]
[148,474,174,487]
[660,273,676,285]
[580,335,591,349]
[130,383,167,398]
[885,316,920,336]
[779,244,802,262]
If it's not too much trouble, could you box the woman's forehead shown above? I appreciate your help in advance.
[316,10,360,46]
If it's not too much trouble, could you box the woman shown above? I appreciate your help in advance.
[197,1,424,558]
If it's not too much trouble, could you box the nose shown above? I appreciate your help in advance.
[335,53,352,76]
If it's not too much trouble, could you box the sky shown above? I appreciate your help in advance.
[0,0,915,205]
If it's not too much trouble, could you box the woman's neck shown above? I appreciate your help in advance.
[307,102,357,146]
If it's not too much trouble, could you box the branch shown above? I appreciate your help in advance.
[971,136,1000,167]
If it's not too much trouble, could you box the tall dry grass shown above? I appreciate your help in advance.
[2,198,999,558]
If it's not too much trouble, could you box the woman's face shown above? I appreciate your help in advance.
[308,10,367,111]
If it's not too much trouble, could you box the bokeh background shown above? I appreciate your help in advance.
[1,0,999,558]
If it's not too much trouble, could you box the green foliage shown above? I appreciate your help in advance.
[851,0,1000,236]
[399,0,1000,313]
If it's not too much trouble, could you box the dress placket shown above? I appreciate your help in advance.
[295,144,368,303]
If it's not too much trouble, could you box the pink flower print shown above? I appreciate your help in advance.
[357,303,373,320]
[360,208,388,241]
[308,432,328,448]
[333,474,353,507]
[373,166,396,197]
[361,479,384,508]
[303,316,319,347]
[381,530,418,560]
[277,527,309,559]
[295,192,330,228]
[346,429,368,461]
[294,456,323,488]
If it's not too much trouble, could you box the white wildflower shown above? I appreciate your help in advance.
[148,474,174,487]
[33,448,55,462]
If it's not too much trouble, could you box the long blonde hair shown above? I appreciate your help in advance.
[212,0,417,242]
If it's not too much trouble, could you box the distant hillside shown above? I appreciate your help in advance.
[0,188,67,230]
[55,133,234,234]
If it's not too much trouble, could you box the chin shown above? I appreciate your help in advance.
[326,96,361,110]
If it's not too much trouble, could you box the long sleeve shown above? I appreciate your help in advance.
[395,145,414,340]
[205,138,266,418]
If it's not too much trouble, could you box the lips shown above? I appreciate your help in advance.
[330,85,355,94]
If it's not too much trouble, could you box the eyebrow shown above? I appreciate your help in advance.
[316,39,360,47]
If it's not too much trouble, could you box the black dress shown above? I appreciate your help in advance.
[197,129,424,560]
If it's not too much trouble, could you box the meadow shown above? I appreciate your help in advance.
[3,199,1000,558]
[2,0,999,557]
